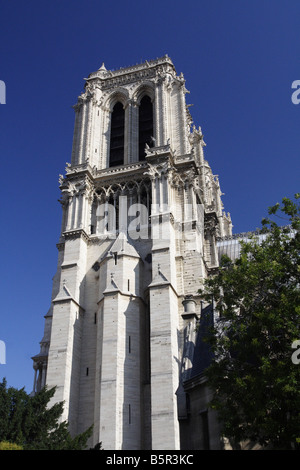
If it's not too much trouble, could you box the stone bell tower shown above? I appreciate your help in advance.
[32,55,232,450]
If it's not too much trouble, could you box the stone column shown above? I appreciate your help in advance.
[71,104,82,166]
[131,100,139,163]
[100,107,111,169]
[78,100,87,164]
[149,279,180,450]
[149,181,180,449]
[46,232,87,435]
[66,196,73,231]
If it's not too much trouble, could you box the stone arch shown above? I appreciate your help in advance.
[103,89,130,168]
[133,81,155,105]
[105,88,129,111]
[132,83,156,160]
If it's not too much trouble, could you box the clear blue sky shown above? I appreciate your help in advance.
[0,0,299,392]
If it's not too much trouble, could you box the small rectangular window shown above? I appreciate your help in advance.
[200,410,210,450]
[86,367,89,376]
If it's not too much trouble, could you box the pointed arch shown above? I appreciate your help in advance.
[106,88,128,112]
[109,101,125,167]
[138,95,154,161]
[133,81,155,105]
[105,89,128,168]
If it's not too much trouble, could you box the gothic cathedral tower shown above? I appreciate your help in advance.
[32,56,232,450]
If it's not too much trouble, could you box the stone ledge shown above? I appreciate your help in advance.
[62,229,90,242]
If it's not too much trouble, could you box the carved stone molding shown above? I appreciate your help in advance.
[63,229,90,243]
[204,211,218,236]
[85,55,176,92]
[60,173,94,198]
[145,142,173,159]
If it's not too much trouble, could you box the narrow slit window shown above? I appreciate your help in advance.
[200,410,210,450]
[138,95,153,161]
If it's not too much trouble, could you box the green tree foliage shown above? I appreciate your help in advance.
[199,194,300,449]
[0,441,23,450]
[0,378,93,450]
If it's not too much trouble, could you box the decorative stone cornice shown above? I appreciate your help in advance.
[216,229,265,242]
[59,173,95,202]
[85,55,176,91]
[62,228,90,243]
[94,160,148,181]
[63,161,95,178]
[145,142,174,160]
[174,153,195,165]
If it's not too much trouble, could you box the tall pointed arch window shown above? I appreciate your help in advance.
[138,95,153,161]
[109,101,125,167]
